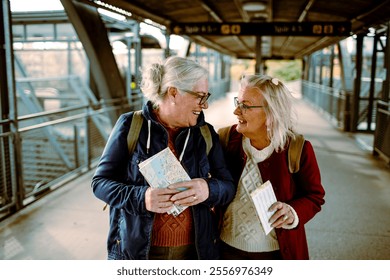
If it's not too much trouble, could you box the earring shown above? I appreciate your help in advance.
[171,102,176,105]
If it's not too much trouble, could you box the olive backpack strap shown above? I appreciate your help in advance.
[127,110,143,154]
[217,125,233,150]
[288,133,305,173]
[127,111,212,156]
[200,124,212,155]
[104,110,143,211]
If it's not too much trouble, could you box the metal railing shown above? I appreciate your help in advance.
[374,101,390,163]
[0,92,143,220]
[301,80,348,129]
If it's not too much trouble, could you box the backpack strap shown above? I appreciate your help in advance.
[288,133,305,173]
[217,126,304,173]
[127,110,143,154]
[127,111,212,156]
[104,111,143,211]
[217,125,232,150]
[200,124,212,155]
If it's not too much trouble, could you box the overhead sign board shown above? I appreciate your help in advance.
[171,22,351,36]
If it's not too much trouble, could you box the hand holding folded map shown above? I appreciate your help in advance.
[138,147,190,216]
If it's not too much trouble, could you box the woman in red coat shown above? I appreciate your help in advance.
[219,74,325,260]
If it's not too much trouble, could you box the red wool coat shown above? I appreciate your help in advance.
[222,125,325,260]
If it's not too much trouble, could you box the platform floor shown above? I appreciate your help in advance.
[1,82,390,260]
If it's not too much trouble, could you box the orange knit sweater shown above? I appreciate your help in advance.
[151,208,194,246]
[151,123,194,246]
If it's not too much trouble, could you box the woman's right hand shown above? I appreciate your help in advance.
[145,187,179,213]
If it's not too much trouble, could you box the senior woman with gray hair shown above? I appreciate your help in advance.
[218,74,325,260]
[92,56,235,260]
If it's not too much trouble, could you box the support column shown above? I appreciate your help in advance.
[164,30,171,58]
[329,45,335,88]
[383,22,390,102]
[255,36,262,74]
[0,0,24,211]
[337,41,354,92]
[367,34,379,131]
[319,51,324,85]
[351,34,364,132]
[60,0,125,121]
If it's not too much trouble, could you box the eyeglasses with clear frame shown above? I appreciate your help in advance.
[180,89,211,105]
[234,97,266,113]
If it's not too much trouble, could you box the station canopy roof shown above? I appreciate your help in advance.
[93,0,390,59]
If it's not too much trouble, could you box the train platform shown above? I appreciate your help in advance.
[1,82,389,260]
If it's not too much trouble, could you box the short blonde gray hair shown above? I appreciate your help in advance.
[140,56,208,105]
[239,74,297,152]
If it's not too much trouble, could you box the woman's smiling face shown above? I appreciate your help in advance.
[172,78,209,128]
[234,87,268,139]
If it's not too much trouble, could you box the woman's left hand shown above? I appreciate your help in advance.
[168,178,209,206]
[268,201,294,228]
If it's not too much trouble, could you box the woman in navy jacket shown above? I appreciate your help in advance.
[92,56,235,260]
[219,74,325,260]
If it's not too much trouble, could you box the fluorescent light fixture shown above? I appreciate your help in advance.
[242,1,267,12]
[252,12,269,19]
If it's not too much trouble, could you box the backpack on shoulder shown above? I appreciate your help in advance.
[217,125,305,173]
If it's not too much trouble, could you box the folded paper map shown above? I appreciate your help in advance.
[138,147,190,216]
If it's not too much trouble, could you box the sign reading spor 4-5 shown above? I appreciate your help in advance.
[171,22,351,36]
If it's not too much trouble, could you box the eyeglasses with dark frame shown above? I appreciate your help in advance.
[234,97,266,113]
[180,89,211,105]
